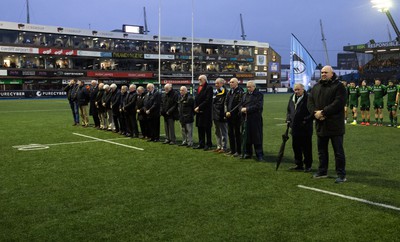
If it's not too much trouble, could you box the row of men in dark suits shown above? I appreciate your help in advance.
[65,76,264,161]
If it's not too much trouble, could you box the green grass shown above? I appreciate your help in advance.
[1,95,399,241]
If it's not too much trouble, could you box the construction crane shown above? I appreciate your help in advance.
[26,0,30,24]
[320,19,330,66]
[240,14,246,40]
[143,7,149,35]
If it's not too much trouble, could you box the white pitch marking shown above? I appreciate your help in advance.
[12,137,130,151]
[45,137,130,146]
[73,133,144,151]
[298,185,400,212]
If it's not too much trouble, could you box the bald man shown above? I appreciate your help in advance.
[308,65,347,183]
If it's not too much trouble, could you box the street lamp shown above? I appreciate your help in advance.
[371,0,400,41]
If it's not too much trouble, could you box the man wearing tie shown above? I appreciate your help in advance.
[193,75,213,150]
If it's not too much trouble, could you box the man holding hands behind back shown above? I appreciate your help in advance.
[308,65,347,183]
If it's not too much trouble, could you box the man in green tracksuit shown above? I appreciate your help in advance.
[359,80,372,126]
[386,80,398,127]
[372,79,386,126]
[348,81,360,125]
[396,84,400,128]
[342,81,349,124]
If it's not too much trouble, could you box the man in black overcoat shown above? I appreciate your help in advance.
[144,83,161,142]
[89,80,100,128]
[240,81,264,161]
[286,83,313,172]
[193,75,214,150]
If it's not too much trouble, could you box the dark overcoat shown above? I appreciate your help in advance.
[240,89,263,145]
[195,82,213,128]
[286,92,313,137]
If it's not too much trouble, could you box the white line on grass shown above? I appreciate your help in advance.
[73,133,144,151]
[46,137,130,146]
[12,137,131,151]
[298,185,400,212]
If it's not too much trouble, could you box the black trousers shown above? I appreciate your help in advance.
[228,121,241,154]
[126,111,139,137]
[292,135,313,169]
[148,116,160,140]
[197,126,212,148]
[112,111,120,132]
[317,135,346,177]
[119,112,127,134]
[91,111,100,127]
[245,143,263,159]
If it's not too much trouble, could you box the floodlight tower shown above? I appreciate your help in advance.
[371,0,400,40]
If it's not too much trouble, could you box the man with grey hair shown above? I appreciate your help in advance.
[225,77,244,157]
[193,74,213,150]
[77,80,90,127]
[213,78,228,153]
[178,85,195,147]
[110,83,121,133]
[136,86,148,138]
[286,82,313,172]
[144,83,161,142]
[240,81,264,161]
[102,84,114,131]
[89,80,100,128]
[123,84,139,137]
[161,83,179,144]
[96,82,107,129]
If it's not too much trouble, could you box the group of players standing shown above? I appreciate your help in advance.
[344,79,400,127]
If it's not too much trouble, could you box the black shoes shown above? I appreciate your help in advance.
[240,155,251,159]
[289,165,304,171]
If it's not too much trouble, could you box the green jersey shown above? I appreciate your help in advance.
[386,85,398,105]
[348,86,359,105]
[373,85,386,101]
[359,86,372,104]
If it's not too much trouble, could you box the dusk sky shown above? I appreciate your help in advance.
[1,0,399,66]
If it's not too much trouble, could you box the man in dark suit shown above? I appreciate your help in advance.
[110,84,121,133]
[225,78,244,157]
[123,84,139,138]
[178,86,195,147]
[89,80,100,128]
[136,86,148,138]
[64,79,79,125]
[119,85,128,135]
[161,83,179,145]
[193,75,213,150]
[240,81,264,161]
[286,83,313,172]
[144,83,161,142]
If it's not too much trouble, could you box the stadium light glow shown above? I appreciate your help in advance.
[371,0,392,12]
[371,0,400,41]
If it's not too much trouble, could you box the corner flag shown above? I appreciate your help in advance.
[290,34,317,91]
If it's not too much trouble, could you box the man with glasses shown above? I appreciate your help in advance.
[308,66,347,183]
